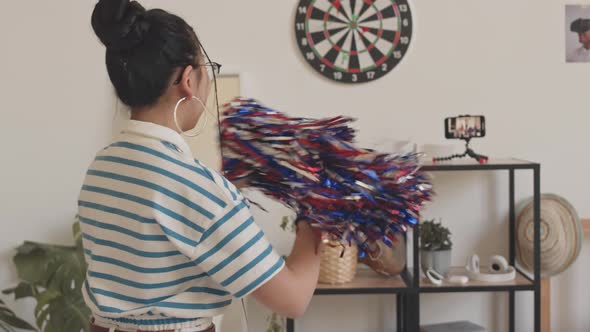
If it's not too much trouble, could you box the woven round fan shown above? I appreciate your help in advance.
[516,193,583,277]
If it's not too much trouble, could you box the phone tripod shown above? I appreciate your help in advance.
[433,138,488,164]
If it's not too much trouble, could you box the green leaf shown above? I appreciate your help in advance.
[0,322,16,332]
[34,290,61,318]
[15,242,42,256]
[72,221,81,239]
[63,305,90,332]
[0,314,36,331]
[13,243,50,284]
[0,289,14,297]
[14,239,86,292]
[0,299,36,331]
[35,306,49,332]
[72,221,83,249]
[13,283,35,300]
[35,293,90,332]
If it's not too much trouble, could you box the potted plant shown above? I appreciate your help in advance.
[419,219,452,276]
[3,220,90,332]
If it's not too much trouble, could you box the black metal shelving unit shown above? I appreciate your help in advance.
[286,267,414,332]
[286,159,541,332]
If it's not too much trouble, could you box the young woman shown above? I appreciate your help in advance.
[81,1,321,331]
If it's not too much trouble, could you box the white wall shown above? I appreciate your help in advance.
[1,1,589,331]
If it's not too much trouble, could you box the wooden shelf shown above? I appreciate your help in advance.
[420,158,538,171]
[420,267,534,293]
[315,267,408,295]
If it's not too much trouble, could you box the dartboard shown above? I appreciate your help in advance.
[295,0,413,83]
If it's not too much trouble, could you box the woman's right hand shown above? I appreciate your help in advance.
[230,176,252,190]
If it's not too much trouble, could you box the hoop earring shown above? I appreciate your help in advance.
[173,96,209,137]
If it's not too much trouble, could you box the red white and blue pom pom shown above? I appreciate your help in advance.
[221,97,433,252]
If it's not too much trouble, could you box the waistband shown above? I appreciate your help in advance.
[91,316,214,332]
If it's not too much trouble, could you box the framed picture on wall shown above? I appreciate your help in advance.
[566,5,590,63]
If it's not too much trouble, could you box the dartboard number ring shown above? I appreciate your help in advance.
[295,0,413,83]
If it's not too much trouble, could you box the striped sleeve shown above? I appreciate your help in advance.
[191,198,285,298]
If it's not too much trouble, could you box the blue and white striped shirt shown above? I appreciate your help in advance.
[78,120,285,331]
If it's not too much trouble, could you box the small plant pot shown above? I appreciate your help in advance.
[421,249,451,276]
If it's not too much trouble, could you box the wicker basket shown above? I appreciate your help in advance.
[318,240,358,285]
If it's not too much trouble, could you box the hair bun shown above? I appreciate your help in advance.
[91,0,149,52]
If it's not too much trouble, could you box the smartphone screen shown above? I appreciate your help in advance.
[445,116,486,139]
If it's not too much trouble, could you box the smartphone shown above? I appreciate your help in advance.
[445,115,486,139]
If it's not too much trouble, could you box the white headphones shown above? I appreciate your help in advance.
[425,269,444,286]
[466,254,516,282]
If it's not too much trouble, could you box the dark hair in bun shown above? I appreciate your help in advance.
[92,0,200,107]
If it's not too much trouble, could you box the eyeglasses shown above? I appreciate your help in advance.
[173,62,222,85]
[203,62,222,80]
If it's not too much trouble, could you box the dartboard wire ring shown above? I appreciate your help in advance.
[323,3,384,52]
[320,5,384,58]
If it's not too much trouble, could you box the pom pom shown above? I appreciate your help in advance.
[221,98,433,252]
